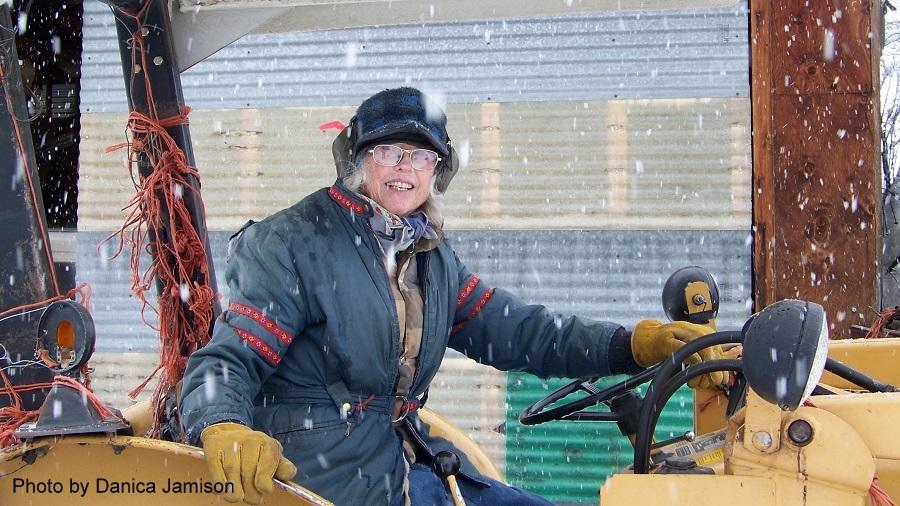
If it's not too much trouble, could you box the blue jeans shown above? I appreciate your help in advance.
[407,463,555,506]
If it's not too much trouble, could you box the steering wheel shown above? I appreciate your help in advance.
[520,327,895,476]
[519,266,899,474]
[520,266,726,427]
[518,366,659,426]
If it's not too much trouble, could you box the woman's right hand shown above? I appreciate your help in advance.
[200,422,297,504]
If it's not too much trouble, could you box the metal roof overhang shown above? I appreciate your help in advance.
[166,0,737,70]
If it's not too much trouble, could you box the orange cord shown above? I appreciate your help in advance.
[0,369,42,447]
[101,3,216,437]
[0,370,120,448]
[865,306,900,339]
[0,282,92,321]
[871,475,897,506]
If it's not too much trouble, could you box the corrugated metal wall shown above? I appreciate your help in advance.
[83,3,748,111]
[80,98,750,231]
[82,229,751,351]
[77,2,750,503]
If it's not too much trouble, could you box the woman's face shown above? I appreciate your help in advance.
[360,142,435,217]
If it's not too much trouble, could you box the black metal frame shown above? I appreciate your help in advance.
[0,4,58,409]
[102,0,221,324]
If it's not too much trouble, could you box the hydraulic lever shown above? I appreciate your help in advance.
[433,451,466,506]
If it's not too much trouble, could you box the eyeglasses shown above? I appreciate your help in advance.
[367,144,442,171]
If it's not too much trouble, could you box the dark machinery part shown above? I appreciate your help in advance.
[36,299,95,375]
[433,450,466,506]
[824,357,896,393]
[518,366,660,425]
[0,4,57,410]
[654,457,715,475]
[14,382,127,439]
[662,266,720,325]
[787,419,814,447]
[610,391,644,442]
[433,450,462,478]
[741,300,827,410]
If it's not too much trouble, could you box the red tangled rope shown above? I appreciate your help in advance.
[101,3,215,437]
[0,370,41,448]
[0,287,94,446]
[864,306,900,339]
[0,372,118,448]
[871,475,897,506]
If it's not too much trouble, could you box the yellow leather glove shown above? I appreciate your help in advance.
[200,422,297,504]
[631,319,727,389]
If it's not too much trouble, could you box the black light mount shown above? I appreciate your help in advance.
[14,382,127,439]
[741,299,829,411]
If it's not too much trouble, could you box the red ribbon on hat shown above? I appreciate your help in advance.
[319,120,346,132]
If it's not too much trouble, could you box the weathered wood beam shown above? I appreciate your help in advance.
[751,0,883,338]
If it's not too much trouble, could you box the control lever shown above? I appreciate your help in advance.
[433,450,466,506]
[650,430,695,450]
[609,391,644,446]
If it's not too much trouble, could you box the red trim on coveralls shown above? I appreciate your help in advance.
[456,274,480,309]
[229,301,294,345]
[451,288,496,334]
[234,328,282,365]
[328,185,366,215]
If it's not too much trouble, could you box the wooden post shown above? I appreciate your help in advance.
[751,0,883,338]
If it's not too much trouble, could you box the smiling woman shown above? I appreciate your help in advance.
[335,87,459,228]
[177,85,728,506]
[360,141,438,217]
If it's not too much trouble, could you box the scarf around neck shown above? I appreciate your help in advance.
[358,194,437,256]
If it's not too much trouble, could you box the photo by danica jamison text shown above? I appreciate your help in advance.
[10,476,235,496]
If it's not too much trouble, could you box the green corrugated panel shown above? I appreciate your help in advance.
[505,373,695,505]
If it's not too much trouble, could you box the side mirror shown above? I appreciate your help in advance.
[741,300,829,411]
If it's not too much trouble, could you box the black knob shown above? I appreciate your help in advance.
[433,451,461,478]
[787,419,814,447]
[664,457,697,471]
[656,457,715,475]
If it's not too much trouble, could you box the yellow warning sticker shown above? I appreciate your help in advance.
[695,448,725,467]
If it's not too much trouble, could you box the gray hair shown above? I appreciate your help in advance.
[342,153,445,229]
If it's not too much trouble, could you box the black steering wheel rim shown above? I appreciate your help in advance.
[518,328,898,475]
[518,365,660,425]
[518,331,743,426]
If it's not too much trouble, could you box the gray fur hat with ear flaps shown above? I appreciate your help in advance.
[332,87,459,193]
